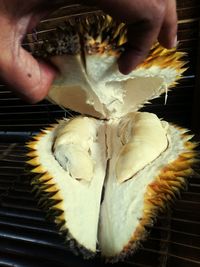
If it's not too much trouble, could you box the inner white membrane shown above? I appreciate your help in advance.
[33,15,187,259]
[99,120,187,257]
[48,54,178,119]
[35,114,187,257]
[35,118,107,252]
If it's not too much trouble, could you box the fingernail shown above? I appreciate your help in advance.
[118,54,138,75]
[172,35,177,48]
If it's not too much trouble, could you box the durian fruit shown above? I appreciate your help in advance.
[27,14,197,261]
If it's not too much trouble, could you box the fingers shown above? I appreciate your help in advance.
[158,0,178,48]
[118,0,177,74]
[118,20,162,74]
[95,0,178,74]
[0,15,56,103]
[0,47,56,103]
[0,0,178,105]
[0,12,57,103]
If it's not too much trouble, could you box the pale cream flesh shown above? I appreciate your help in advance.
[34,114,187,256]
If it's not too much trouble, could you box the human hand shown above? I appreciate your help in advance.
[0,1,61,102]
[90,0,178,74]
[0,0,177,103]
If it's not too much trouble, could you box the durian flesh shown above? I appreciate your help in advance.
[27,15,196,261]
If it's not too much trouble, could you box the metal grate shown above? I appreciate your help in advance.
[0,1,200,266]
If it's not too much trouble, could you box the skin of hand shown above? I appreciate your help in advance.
[0,0,177,103]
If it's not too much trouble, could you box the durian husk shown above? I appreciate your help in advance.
[26,120,198,261]
[109,145,197,262]
[26,13,197,262]
[32,15,187,120]
[27,131,95,258]
[98,120,198,261]
[27,118,107,258]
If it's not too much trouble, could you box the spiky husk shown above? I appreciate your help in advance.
[31,14,186,73]
[106,132,198,262]
[26,13,194,262]
[30,14,187,121]
[26,122,198,261]
[27,126,96,259]
[31,14,126,57]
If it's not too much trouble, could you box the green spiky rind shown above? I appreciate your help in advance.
[26,126,95,259]
[106,128,198,263]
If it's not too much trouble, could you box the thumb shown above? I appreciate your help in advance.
[1,46,56,103]
[0,15,56,103]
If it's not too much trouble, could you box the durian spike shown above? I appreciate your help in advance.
[26,157,40,166]
[115,136,197,260]
[27,151,38,157]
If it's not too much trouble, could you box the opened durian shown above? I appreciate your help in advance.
[27,14,197,261]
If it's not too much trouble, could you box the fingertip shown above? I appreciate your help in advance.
[118,57,133,75]
[158,31,177,49]
[118,49,146,75]
[170,34,178,49]
[158,0,177,49]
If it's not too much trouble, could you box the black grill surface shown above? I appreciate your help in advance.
[0,1,200,266]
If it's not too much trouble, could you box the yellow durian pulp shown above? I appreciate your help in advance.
[27,14,196,261]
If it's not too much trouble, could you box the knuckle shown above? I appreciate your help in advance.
[140,0,166,28]
[154,0,166,11]
[151,0,166,20]
[130,45,150,59]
